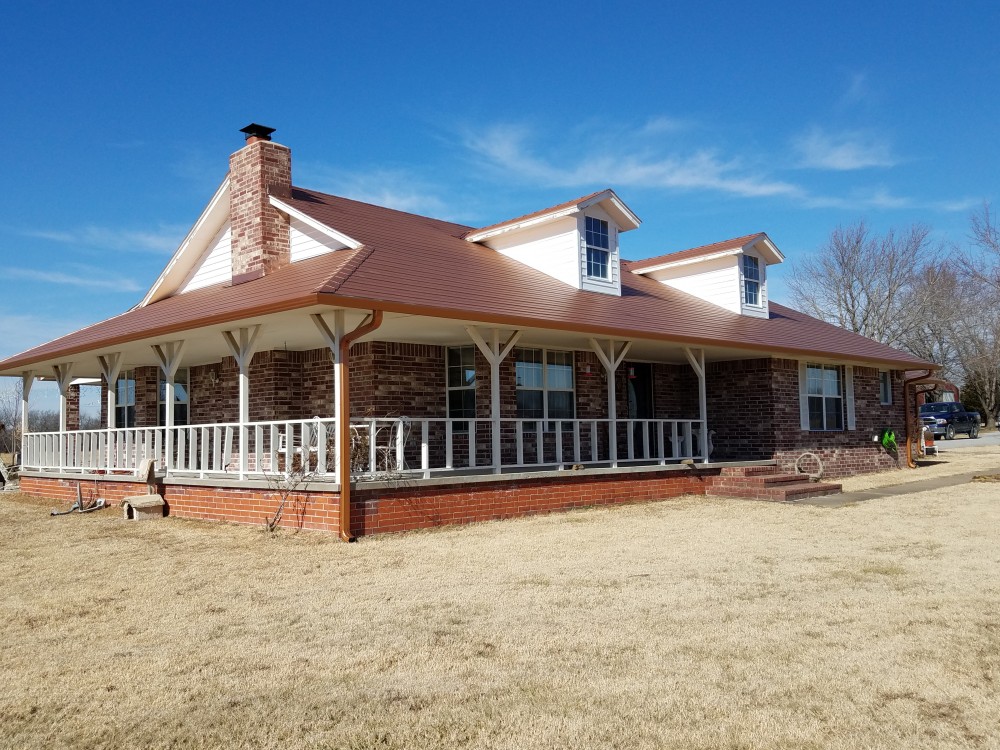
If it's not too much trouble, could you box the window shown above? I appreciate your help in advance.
[515,348,574,430]
[585,216,610,279]
[446,347,476,431]
[879,371,892,405]
[742,254,761,306]
[115,371,136,428]
[806,364,843,430]
[158,368,189,426]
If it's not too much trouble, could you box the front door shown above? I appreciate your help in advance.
[626,363,655,458]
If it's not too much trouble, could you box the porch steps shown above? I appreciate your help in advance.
[707,465,841,503]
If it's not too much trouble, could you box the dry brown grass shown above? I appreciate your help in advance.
[2,460,999,749]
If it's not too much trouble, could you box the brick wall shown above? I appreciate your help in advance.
[229,139,291,280]
[707,358,776,461]
[21,467,719,537]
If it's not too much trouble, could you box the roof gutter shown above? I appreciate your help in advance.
[337,309,383,542]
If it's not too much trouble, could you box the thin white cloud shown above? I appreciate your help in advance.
[300,163,452,218]
[838,72,871,109]
[462,123,802,199]
[7,267,142,292]
[793,126,897,171]
[22,224,184,253]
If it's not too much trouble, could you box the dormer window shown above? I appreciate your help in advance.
[585,217,610,279]
[742,255,761,306]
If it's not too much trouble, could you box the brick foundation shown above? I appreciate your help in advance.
[21,467,719,537]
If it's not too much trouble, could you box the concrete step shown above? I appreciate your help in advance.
[712,473,807,488]
[720,465,781,477]
[707,480,842,502]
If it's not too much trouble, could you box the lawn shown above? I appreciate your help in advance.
[1,455,998,749]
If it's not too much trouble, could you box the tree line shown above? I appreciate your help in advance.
[789,203,1000,427]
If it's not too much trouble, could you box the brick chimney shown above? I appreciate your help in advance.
[229,123,291,283]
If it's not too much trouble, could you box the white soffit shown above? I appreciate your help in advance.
[269,196,363,250]
[140,178,230,307]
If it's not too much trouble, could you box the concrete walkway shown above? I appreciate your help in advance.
[794,466,1000,508]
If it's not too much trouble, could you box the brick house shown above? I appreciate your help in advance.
[0,125,937,538]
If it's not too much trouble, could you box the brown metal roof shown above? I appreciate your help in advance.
[0,187,933,373]
[626,233,766,273]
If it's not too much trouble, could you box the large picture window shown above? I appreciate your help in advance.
[158,368,189,426]
[115,371,136,428]
[515,348,574,430]
[806,364,843,431]
[585,216,610,279]
[446,346,476,431]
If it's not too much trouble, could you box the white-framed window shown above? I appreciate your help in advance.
[446,346,476,432]
[115,371,136,428]
[805,364,844,431]
[585,216,610,280]
[158,368,189,426]
[515,348,574,431]
[742,254,761,306]
[879,371,892,405]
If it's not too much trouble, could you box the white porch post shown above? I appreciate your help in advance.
[467,326,521,473]
[311,310,345,473]
[20,371,33,465]
[152,340,187,474]
[222,325,261,480]
[588,338,631,468]
[98,353,123,469]
[684,347,708,463]
[52,363,75,472]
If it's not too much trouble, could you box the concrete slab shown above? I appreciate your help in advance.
[793,467,1000,508]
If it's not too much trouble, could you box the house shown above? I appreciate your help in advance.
[0,124,938,539]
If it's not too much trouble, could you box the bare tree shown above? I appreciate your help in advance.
[789,220,937,350]
[0,378,23,456]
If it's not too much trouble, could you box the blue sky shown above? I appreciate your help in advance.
[2,0,998,410]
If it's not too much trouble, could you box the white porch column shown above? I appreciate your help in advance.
[98,353,123,469]
[152,340,187,474]
[52,363,75,472]
[222,325,261,480]
[20,371,33,465]
[311,310,345,473]
[467,326,521,473]
[588,338,631,468]
[683,347,709,463]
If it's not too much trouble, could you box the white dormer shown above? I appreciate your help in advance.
[466,189,640,296]
[630,233,783,318]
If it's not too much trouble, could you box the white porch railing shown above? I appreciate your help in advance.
[21,417,706,480]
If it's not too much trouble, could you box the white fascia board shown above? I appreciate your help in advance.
[269,196,363,249]
[578,190,641,231]
[465,206,580,243]
[630,248,742,274]
[751,234,784,264]
[141,178,230,307]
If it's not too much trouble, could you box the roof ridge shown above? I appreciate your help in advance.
[291,186,474,234]
[628,232,765,270]
[463,189,610,239]
[315,244,377,295]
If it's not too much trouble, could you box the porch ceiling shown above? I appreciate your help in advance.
[14,306,797,381]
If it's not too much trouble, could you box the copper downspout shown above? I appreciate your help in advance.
[903,370,931,468]
[337,310,383,541]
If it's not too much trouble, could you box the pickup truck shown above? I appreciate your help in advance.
[919,402,981,439]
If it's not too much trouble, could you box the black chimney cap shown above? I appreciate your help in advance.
[240,123,276,141]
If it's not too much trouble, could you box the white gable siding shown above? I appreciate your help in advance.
[289,216,348,262]
[485,217,579,288]
[578,205,622,296]
[179,222,232,293]
[646,256,741,314]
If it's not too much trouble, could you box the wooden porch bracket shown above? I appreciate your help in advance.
[222,325,262,479]
[311,311,346,475]
[466,326,522,474]
[682,347,709,463]
[588,338,632,467]
[97,353,124,430]
[153,340,188,473]
[52,362,76,433]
